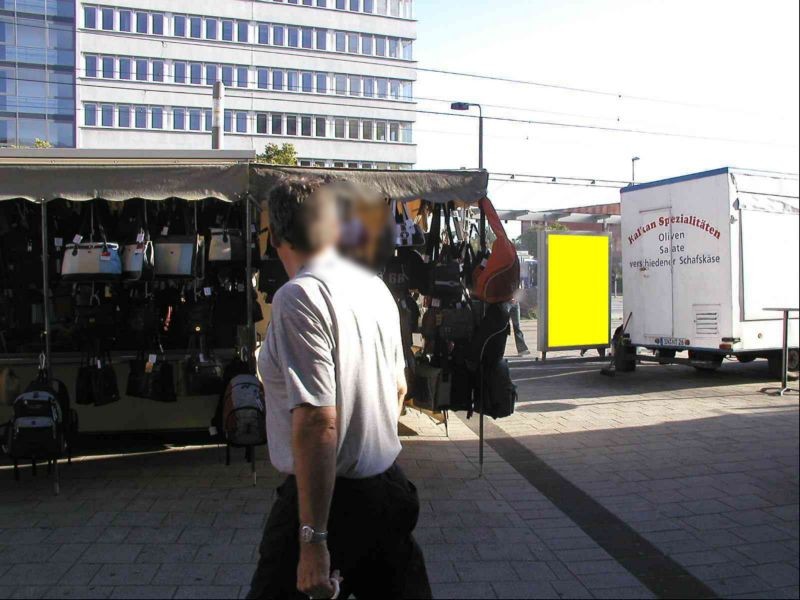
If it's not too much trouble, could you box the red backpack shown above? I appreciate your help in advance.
[471,198,520,304]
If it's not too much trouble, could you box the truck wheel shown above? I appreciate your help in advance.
[789,349,799,372]
[689,351,723,372]
[736,354,756,363]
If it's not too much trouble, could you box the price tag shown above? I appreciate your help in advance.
[481,258,488,267]
[100,250,111,261]
[73,234,83,244]
[96,359,102,369]
[203,287,212,297]
[148,354,157,364]
[199,353,206,363]
[105,285,113,298]
[209,426,218,436]
[251,224,257,233]
[54,237,63,248]
[136,231,145,243]
[431,298,441,308]
[161,226,169,236]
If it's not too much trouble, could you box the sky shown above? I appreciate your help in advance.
[411,0,800,227]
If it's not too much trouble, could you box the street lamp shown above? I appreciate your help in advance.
[451,102,484,170]
[631,156,640,184]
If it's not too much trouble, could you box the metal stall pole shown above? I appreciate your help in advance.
[40,199,59,495]
[244,194,258,487]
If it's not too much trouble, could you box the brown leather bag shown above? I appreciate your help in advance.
[471,198,520,303]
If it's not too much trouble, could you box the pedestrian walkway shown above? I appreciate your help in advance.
[0,358,796,599]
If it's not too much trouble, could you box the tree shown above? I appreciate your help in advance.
[514,223,568,257]
[34,138,53,148]
[257,143,298,165]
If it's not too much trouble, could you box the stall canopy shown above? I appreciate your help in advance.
[250,166,489,205]
[0,150,253,203]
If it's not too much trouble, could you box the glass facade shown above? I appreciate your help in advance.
[0,0,76,147]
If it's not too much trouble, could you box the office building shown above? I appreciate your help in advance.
[2,1,418,169]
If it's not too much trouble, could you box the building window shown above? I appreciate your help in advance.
[151,61,164,82]
[401,123,412,143]
[256,113,268,134]
[316,73,327,94]
[119,58,132,80]
[363,78,374,97]
[375,36,386,57]
[206,65,218,85]
[237,67,248,88]
[301,28,313,49]
[286,115,297,136]
[364,0,374,12]
[174,108,186,130]
[101,104,114,127]
[316,30,327,50]
[206,18,218,40]
[336,0,346,9]
[135,106,147,129]
[271,114,283,135]
[362,35,373,56]
[335,32,345,52]
[362,120,373,140]
[258,24,269,45]
[189,109,202,131]
[288,71,299,92]
[174,15,186,37]
[273,25,285,46]
[390,80,399,99]
[389,122,399,141]
[389,38,399,58]
[101,57,114,79]
[376,121,386,141]
[288,27,299,48]
[272,70,284,91]
[301,72,313,93]
[257,69,269,89]
[334,74,346,95]
[315,117,326,137]
[236,112,247,133]
[119,10,131,32]
[190,17,202,38]
[174,62,187,84]
[136,12,148,34]
[238,22,249,43]
[222,66,233,87]
[136,59,148,81]
[152,107,163,129]
[349,76,361,96]
[101,8,113,31]
[377,78,388,98]
[301,116,312,137]
[350,0,359,10]
[334,118,345,138]
[224,111,232,132]
[347,33,358,53]
[85,104,97,126]
[205,110,212,131]
[84,6,97,29]
[348,119,359,139]
[153,14,164,35]
[85,55,98,78]
[118,105,131,128]
[222,20,233,41]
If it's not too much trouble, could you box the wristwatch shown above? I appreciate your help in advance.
[299,525,328,544]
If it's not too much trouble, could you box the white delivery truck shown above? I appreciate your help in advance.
[617,167,799,374]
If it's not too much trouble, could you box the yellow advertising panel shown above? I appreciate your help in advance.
[545,233,610,350]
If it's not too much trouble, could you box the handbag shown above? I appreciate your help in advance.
[76,353,120,406]
[440,305,474,342]
[208,228,246,264]
[61,204,122,282]
[120,200,155,282]
[183,352,225,396]
[427,204,463,303]
[127,353,176,402]
[382,254,411,297]
[480,359,517,419]
[397,248,428,294]
[471,198,521,304]
[468,303,511,371]
[394,199,426,248]
[258,231,289,301]
[413,359,451,411]
[153,203,203,279]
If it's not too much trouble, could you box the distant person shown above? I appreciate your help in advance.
[509,287,530,356]
[249,180,431,600]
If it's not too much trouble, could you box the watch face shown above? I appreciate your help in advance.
[299,525,314,543]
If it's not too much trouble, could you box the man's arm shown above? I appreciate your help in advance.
[293,404,338,598]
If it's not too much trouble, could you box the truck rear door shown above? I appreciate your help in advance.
[638,206,674,339]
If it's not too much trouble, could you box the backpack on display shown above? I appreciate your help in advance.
[4,389,65,461]
[222,375,267,447]
[471,198,520,304]
[468,302,511,370]
[479,359,517,420]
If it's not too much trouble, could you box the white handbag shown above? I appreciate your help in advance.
[121,239,154,282]
[394,200,425,248]
[153,235,202,279]
[61,242,122,282]
[208,228,246,264]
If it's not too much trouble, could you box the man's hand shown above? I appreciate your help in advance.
[297,544,339,598]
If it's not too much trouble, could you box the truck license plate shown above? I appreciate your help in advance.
[657,337,688,347]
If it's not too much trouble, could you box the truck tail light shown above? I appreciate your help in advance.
[720,343,733,351]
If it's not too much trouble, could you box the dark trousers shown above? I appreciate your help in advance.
[247,463,431,600]
[509,302,529,353]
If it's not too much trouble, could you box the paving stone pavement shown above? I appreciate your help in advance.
[0,349,797,599]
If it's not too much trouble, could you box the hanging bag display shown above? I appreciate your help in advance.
[428,204,464,303]
[61,203,122,282]
[471,197,521,304]
[258,230,289,301]
[153,203,203,279]
[121,200,155,282]
[394,199,426,248]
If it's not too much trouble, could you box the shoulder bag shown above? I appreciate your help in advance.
[471,198,521,304]
[61,203,123,282]
[121,200,155,282]
[153,203,204,280]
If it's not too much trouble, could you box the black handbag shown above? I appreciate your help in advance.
[92,353,120,407]
[427,205,463,303]
[382,254,411,297]
[480,359,517,419]
[468,303,511,371]
[183,353,225,396]
[258,231,289,301]
[440,305,474,342]
[127,354,176,403]
[185,298,214,336]
[397,248,428,294]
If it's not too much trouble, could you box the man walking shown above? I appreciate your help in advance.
[248,180,431,600]
[509,287,530,356]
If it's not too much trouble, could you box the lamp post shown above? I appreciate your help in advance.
[451,102,483,170]
[631,156,640,184]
